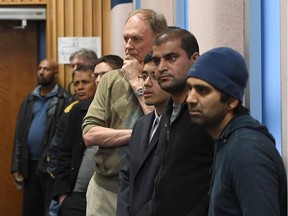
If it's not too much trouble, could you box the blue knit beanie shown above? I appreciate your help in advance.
[188,47,248,101]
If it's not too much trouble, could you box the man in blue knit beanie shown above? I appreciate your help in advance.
[186,47,287,216]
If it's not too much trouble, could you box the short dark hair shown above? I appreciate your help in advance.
[154,28,199,59]
[220,91,249,115]
[95,55,124,70]
[144,52,153,65]
[72,65,94,79]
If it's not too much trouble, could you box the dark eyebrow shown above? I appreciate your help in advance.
[164,52,178,58]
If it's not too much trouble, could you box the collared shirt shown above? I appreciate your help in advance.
[28,84,58,160]
[149,110,161,142]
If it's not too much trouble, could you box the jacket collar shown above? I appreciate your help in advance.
[218,114,275,144]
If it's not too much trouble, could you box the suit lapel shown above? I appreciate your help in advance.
[139,112,154,153]
[136,113,164,175]
[135,112,155,173]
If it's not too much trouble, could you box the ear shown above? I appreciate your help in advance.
[54,69,59,80]
[191,52,200,63]
[226,98,239,111]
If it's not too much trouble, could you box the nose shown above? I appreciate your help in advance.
[38,67,44,75]
[186,89,198,105]
[157,59,168,74]
[124,38,133,51]
[143,76,152,87]
[78,82,84,90]
[96,76,101,85]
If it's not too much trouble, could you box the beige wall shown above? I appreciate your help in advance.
[140,0,174,25]
[188,0,244,55]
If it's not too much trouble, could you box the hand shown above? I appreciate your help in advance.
[12,172,24,190]
[59,194,68,205]
[121,54,144,86]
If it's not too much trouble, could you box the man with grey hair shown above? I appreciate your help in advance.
[82,9,167,216]
[69,48,98,71]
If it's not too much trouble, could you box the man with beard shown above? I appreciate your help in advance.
[11,59,73,216]
[149,28,214,216]
[186,47,287,216]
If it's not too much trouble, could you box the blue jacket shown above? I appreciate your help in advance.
[209,114,287,216]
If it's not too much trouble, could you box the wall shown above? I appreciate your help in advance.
[188,0,244,55]
[0,0,111,89]
[280,0,288,169]
[140,0,174,25]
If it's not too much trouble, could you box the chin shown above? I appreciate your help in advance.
[144,101,153,106]
[189,117,202,125]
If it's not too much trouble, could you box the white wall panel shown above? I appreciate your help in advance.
[188,0,244,54]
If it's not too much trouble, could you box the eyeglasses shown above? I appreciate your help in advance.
[138,73,157,81]
[91,71,107,79]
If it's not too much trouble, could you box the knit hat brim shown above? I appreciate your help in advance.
[188,47,248,101]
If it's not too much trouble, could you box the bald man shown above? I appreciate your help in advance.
[11,59,73,216]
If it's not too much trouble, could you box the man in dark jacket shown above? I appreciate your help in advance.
[149,28,214,216]
[117,53,169,216]
[11,59,72,216]
[186,47,287,216]
[52,55,123,216]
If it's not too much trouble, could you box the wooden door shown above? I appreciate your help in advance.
[0,20,37,216]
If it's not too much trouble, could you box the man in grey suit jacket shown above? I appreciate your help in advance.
[117,53,169,216]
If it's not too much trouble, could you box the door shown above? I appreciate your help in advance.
[0,20,37,215]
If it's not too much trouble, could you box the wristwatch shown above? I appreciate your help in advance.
[136,87,143,97]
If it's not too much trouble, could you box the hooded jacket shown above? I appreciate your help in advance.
[209,114,287,216]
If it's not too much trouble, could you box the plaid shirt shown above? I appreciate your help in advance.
[83,70,144,192]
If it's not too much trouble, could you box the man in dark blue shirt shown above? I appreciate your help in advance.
[11,59,72,216]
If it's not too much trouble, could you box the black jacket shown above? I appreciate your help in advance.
[11,84,72,178]
[150,99,214,216]
[117,111,162,216]
[52,98,92,199]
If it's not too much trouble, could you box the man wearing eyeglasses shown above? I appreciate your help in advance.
[50,55,123,216]
[92,55,124,88]
[117,53,169,216]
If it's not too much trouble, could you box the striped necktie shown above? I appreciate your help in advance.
[149,116,160,142]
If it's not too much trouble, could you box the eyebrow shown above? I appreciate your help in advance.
[153,51,178,59]
[164,52,178,58]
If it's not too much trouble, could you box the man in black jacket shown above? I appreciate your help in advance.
[52,55,123,216]
[117,53,169,216]
[149,28,214,216]
[11,59,73,216]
